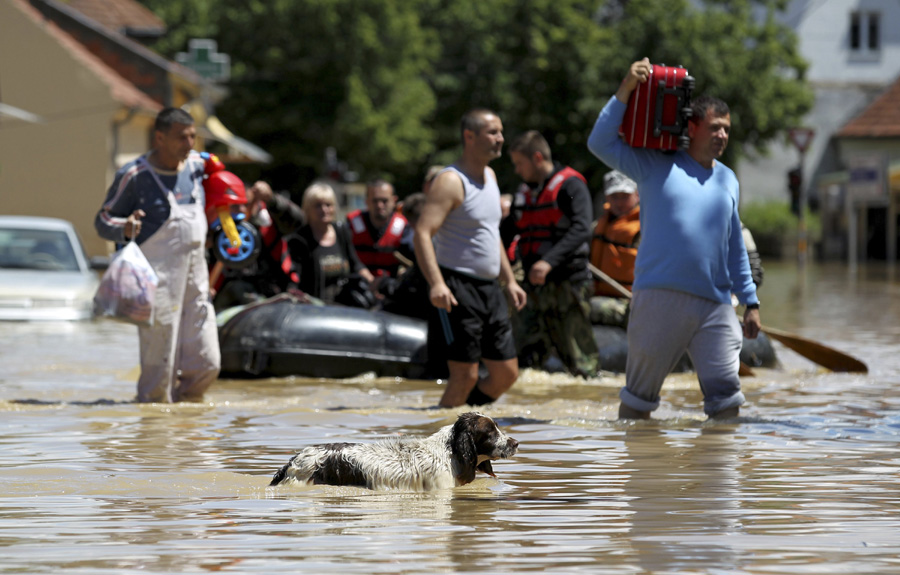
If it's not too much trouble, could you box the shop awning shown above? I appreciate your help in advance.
[200,115,272,164]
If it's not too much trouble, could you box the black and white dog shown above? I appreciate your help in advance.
[269,412,519,491]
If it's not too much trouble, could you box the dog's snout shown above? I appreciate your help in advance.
[508,437,519,452]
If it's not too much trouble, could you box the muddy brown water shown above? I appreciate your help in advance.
[1,261,899,574]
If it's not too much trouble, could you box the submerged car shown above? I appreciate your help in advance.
[0,216,102,321]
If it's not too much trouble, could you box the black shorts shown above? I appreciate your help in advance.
[429,267,516,364]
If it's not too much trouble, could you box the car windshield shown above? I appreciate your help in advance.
[0,227,81,272]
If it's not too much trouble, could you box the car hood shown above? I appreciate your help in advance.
[0,269,99,299]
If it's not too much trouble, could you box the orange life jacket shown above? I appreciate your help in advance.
[513,166,586,259]
[346,209,408,276]
[591,204,640,297]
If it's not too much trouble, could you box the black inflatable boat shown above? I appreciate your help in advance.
[218,296,429,379]
[218,296,778,379]
[592,323,779,373]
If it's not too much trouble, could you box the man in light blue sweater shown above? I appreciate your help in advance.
[587,58,762,420]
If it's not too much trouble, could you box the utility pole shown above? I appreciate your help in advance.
[788,128,815,267]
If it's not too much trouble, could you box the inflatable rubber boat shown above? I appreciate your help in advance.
[218,296,429,379]
[218,296,778,379]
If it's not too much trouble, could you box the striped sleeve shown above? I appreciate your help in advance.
[94,163,142,243]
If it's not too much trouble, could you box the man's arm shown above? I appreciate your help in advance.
[728,201,762,339]
[251,181,306,234]
[586,58,656,184]
[95,170,143,243]
[531,177,593,283]
[615,57,652,104]
[498,237,527,310]
[413,171,463,312]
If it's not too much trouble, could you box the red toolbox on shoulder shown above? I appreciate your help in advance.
[620,64,695,151]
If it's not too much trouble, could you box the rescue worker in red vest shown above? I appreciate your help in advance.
[589,170,640,327]
[346,179,411,281]
[505,130,599,377]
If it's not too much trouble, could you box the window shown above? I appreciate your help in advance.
[850,11,881,52]
[868,13,880,51]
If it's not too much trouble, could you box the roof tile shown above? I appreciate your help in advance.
[838,75,900,138]
[64,0,165,36]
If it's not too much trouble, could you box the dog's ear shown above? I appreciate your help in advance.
[451,416,478,484]
[477,460,496,477]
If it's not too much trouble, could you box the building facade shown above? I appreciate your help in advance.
[737,0,900,261]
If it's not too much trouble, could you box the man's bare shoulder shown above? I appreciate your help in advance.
[429,168,465,208]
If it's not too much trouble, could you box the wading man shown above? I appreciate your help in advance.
[413,109,527,407]
[587,58,761,420]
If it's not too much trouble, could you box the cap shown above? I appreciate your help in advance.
[603,170,637,195]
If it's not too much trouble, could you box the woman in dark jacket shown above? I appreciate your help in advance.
[286,182,373,303]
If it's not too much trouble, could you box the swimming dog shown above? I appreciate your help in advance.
[269,412,519,491]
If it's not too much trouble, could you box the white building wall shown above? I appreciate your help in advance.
[738,0,900,208]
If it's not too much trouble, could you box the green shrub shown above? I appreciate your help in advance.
[740,201,821,258]
[740,201,820,239]
[740,201,795,236]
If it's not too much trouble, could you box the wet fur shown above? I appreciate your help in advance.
[269,413,519,491]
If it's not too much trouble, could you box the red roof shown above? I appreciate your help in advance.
[838,75,900,138]
[64,0,165,36]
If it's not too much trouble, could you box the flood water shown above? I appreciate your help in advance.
[1,261,899,574]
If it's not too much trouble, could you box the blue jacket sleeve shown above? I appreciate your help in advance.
[729,202,760,305]
[586,96,658,184]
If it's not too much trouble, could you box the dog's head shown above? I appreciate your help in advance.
[450,412,519,484]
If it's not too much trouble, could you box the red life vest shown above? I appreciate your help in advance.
[513,166,586,258]
[590,204,640,297]
[259,220,298,284]
[346,209,408,276]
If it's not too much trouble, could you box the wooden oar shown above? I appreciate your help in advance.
[588,264,632,299]
[760,326,868,373]
[393,250,414,268]
[586,264,762,376]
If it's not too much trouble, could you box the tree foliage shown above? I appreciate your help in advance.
[139,0,812,197]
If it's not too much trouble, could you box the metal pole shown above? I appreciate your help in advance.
[798,149,807,268]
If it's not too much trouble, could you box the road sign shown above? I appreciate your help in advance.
[788,127,815,153]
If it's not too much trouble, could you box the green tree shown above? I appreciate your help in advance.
[142,0,439,196]
[604,0,813,169]
[138,0,218,58]
[138,0,812,197]
[414,0,616,192]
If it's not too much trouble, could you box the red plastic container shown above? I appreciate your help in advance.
[620,64,694,151]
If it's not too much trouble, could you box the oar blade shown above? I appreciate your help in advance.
[762,327,868,373]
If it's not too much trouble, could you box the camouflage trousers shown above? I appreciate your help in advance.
[513,278,599,377]
[589,296,630,328]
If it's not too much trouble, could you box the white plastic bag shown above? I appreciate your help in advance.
[93,241,159,327]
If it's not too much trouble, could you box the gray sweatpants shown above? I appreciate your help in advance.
[622,288,745,416]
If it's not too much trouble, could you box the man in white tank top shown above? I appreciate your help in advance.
[413,109,527,408]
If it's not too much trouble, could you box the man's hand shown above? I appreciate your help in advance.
[743,307,761,339]
[249,181,273,204]
[124,209,145,240]
[506,281,527,311]
[615,57,652,104]
[528,260,552,286]
[430,282,458,312]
